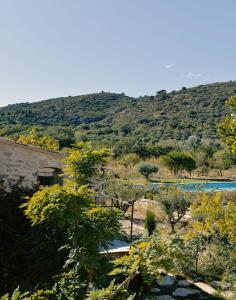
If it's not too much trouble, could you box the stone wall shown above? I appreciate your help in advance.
[0,139,64,188]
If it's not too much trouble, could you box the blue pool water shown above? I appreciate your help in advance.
[178,181,236,192]
[150,181,236,192]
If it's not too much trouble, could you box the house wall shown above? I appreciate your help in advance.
[0,140,64,188]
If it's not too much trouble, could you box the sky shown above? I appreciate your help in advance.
[0,0,236,106]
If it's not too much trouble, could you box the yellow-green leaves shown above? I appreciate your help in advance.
[0,287,55,300]
[17,128,59,151]
[21,185,93,227]
[190,193,236,243]
[63,141,111,187]
[110,233,187,285]
[219,95,236,155]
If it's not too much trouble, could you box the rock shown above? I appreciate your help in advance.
[155,296,175,300]
[150,287,161,293]
[194,282,217,295]
[211,280,232,290]
[172,288,200,297]
[177,279,191,287]
[157,275,176,287]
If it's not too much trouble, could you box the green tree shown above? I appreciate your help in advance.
[211,150,232,176]
[158,188,191,233]
[138,163,159,180]
[120,123,132,135]
[184,155,197,176]
[63,141,111,187]
[132,142,151,159]
[219,96,236,156]
[161,151,196,177]
[102,180,143,212]
[21,143,122,299]
[120,153,140,168]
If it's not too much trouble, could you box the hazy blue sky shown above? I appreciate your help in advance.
[0,0,235,106]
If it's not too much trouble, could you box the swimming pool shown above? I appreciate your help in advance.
[178,181,236,192]
[150,181,236,192]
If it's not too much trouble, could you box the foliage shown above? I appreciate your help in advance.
[17,128,59,151]
[184,156,197,176]
[0,287,55,300]
[138,163,158,180]
[211,150,232,176]
[157,187,192,233]
[0,181,64,294]
[186,135,201,150]
[120,153,140,168]
[21,184,93,227]
[86,280,134,300]
[19,142,122,299]
[1,82,235,149]
[144,210,156,236]
[219,95,236,155]
[120,123,132,135]
[161,151,196,176]
[189,192,236,243]
[196,242,236,282]
[109,233,190,286]
[63,141,111,187]
[53,269,87,300]
[184,192,236,282]
[102,180,143,212]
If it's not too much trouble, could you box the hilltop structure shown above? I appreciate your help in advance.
[0,138,64,189]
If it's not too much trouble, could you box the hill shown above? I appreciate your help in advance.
[0,81,235,148]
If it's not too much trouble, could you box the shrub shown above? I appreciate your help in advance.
[138,163,159,180]
[145,210,156,236]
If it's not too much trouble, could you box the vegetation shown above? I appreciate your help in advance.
[1,86,236,299]
[219,95,236,156]
[138,163,159,180]
[102,180,143,212]
[161,151,196,177]
[120,153,140,168]
[186,192,236,281]
[157,187,192,233]
[0,143,123,299]
[0,287,55,300]
[17,128,59,151]
[1,82,236,152]
[144,210,156,236]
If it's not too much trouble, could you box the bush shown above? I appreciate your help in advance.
[145,210,156,236]
[138,163,159,180]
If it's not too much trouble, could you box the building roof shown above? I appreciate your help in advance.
[0,138,64,158]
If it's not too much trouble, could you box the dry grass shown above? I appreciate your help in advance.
[121,198,169,237]
[107,159,236,184]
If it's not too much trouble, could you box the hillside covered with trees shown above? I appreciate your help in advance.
[0,81,235,147]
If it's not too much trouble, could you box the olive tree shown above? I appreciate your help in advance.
[102,180,143,213]
[138,163,159,181]
[120,153,140,168]
[157,188,192,233]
